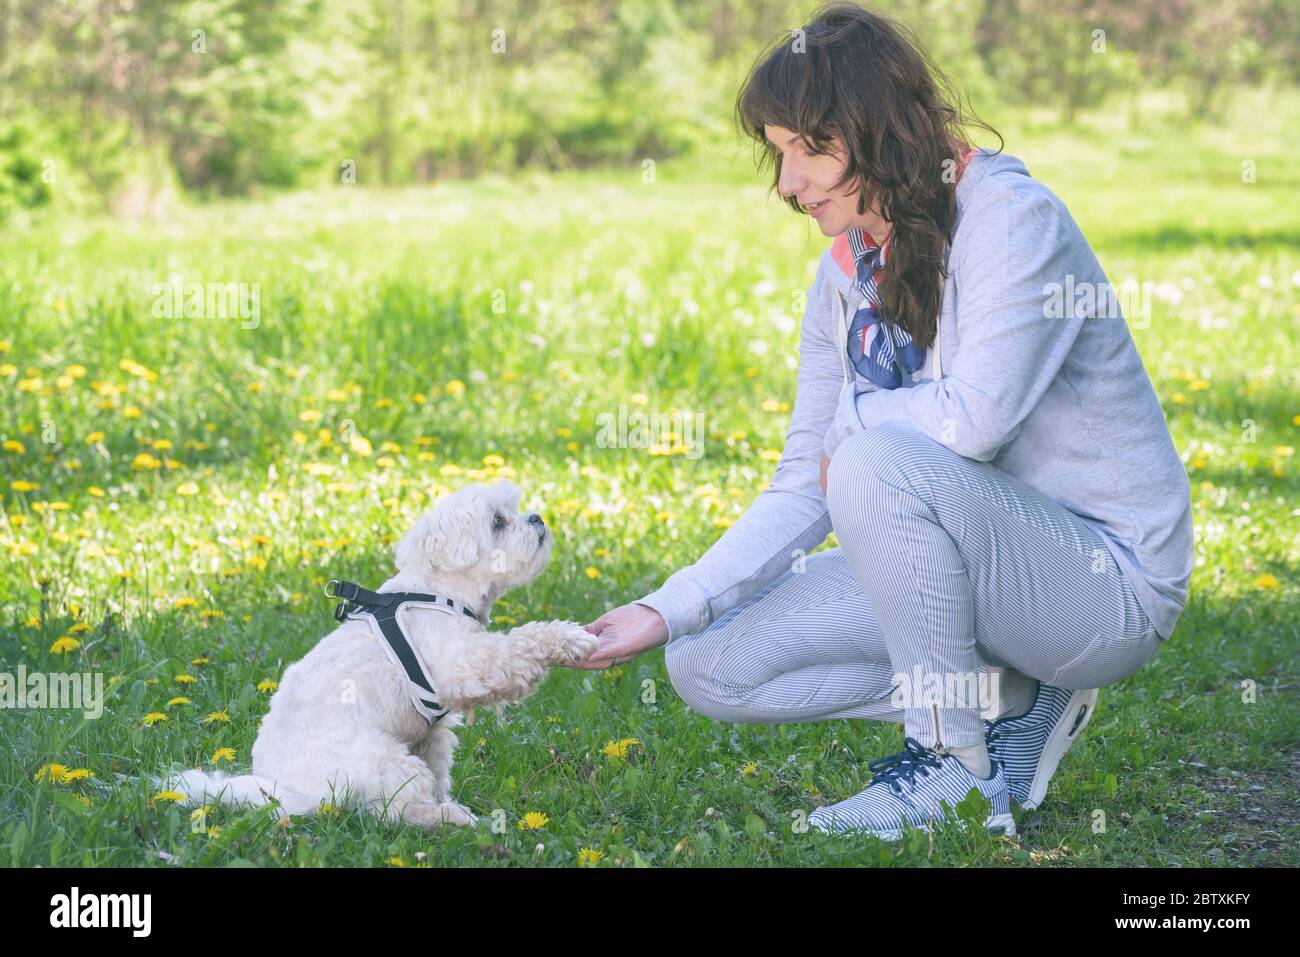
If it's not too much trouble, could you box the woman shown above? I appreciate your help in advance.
[567,3,1193,839]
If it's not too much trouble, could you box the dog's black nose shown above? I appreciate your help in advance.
[526,513,545,526]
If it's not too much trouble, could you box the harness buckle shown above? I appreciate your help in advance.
[324,579,341,599]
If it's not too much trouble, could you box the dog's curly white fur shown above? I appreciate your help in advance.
[162,479,598,828]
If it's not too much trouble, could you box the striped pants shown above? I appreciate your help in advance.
[664,423,1163,749]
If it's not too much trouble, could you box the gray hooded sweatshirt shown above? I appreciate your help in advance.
[635,148,1194,645]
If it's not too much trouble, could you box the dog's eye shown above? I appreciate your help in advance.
[492,512,507,531]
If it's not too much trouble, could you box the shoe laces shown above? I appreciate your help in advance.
[867,736,944,794]
[984,720,1007,772]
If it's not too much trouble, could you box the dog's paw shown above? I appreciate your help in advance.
[550,623,600,664]
[403,800,477,829]
[436,802,477,828]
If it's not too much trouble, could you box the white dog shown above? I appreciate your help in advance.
[164,479,599,828]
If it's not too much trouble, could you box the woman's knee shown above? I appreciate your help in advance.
[664,629,763,721]
[826,423,941,520]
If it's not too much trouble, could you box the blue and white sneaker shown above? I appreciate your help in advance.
[808,737,1016,840]
[984,684,1098,811]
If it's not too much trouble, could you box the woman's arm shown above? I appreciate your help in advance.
[826,184,1088,464]
[630,257,846,642]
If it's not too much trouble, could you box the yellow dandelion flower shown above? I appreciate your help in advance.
[142,712,168,726]
[482,453,505,467]
[578,848,605,867]
[1254,574,1280,590]
[173,596,198,609]
[174,673,196,685]
[11,480,39,492]
[152,790,186,803]
[584,566,600,579]
[189,805,210,822]
[177,481,200,496]
[0,340,8,352]
[298,409,323,423]
[64,768,94,781]
[257,679,278,694]
[2,439,25,454]
[67,621,92,634]
[211,747,236,764]
[247,381,265,393]
[445,379,466,398]
[203,710,230,724]
[759,449,782,461]
[50,637,81,654]
[122,406,142,419]
[740,762,758,776]
[88,486,106,497]
[34,763,71,784]
[304,462,335,477]
[349,435,373,456]
[166,696,190,707]
[132,452,162,470]
[517,811,550,831]
[602,738,641,760]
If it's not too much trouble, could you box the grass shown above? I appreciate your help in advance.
[1,90,1297,867]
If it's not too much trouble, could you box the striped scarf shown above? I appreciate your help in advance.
[844,229,927,390]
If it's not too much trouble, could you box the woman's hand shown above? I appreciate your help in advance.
[562,602,670,669]
[820,450,830,495]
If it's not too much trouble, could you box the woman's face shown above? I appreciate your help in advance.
[764,124,889,240]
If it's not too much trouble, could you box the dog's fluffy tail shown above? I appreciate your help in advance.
[161,768,316,814]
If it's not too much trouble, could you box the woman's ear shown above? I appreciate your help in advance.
[394,506,482,573]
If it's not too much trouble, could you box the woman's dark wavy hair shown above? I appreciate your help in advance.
[735,2,1003,348]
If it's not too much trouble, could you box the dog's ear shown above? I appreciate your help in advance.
[394,505,483,573]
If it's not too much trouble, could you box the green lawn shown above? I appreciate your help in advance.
[1,92,1297,867]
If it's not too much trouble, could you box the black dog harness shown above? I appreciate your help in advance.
[326,580,480,726]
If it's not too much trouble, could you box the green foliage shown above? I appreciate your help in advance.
[3,0,1296,210]
[0,119,53,220]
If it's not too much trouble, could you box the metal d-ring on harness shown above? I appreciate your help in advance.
[325,579,481,726]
